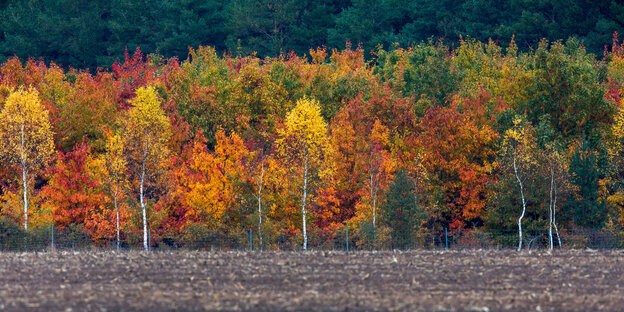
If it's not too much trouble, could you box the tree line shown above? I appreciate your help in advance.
[1,0,624,69]
[1,36,624,250]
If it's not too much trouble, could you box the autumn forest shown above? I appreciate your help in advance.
[3,33,624,250]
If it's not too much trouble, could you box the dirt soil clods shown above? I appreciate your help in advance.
[1,250,623,311]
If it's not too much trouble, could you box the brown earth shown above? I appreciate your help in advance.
[1,250,623,311]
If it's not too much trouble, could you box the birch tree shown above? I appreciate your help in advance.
[255,156,265,248]
[246,147,279,250]
[544,142,568,250]
[104,134,126,251]
[250,151,267,249]
[276,97,329,250]
[366,120,393,228]
[0,88,54,230]
[501,117,538,251]
[122,86,170,251]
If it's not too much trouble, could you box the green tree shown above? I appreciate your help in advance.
[107,0,228,65]
[328,0,406,53]
[567,138,607,228]
[374,41,459,108]
[520,39,612,146]
[287,0,348,55]
[106,0,165,65]
[381,169,422,249]
[397,0,462,45]
[158,0,228,57]
[226,0,348,57]
[0,0,111,69]
[226,0,298,57]
[496,0,623,54]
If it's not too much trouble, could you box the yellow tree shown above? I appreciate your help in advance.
[182,130,249,227]
[104,133,126,251]
[122,86,171,251]
[500,116,539,251]
[0,88,54,230]
[606,101,624,230]
[276,97,330,250]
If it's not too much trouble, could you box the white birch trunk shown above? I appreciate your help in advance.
[302,149,308,251]
[553,180,562,247]
[372,191,376,228]
[140,138,148,251]
[369,149,382,230]
[370,164,376,228]
[513,154,527,252]
[20,122,28,231]
[549,166,554,251]
[114,185,120,251]
[256,158,265,250]
[21,162,27,231]
[412,177,419,209]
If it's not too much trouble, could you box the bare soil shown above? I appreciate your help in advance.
[1,250,623,311]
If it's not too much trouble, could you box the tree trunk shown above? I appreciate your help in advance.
[257,158,264,250]
[140,138,148,251]
[302,151,308,251]
[553,180,562,247]
[372,192,376,228]
[513,155,527,252]
[549,166,554,251]
[21,162,27,231]
[412,177,419,210]
[114,186,120,251]
[370,164,376,228]
[20,122,28,231]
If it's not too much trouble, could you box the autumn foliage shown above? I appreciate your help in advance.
[1,36,624,249]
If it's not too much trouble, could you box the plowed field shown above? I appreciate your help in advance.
[1,250,623,311]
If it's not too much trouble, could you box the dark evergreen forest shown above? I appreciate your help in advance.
[1,0,623,69]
